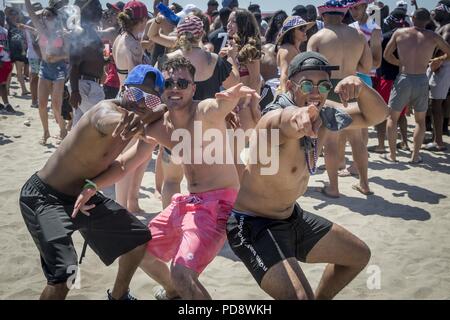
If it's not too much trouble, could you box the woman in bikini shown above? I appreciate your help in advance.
[112,0,152,213]
[225,8,262,178]
[276,16,315,93]
[25,0,69,145]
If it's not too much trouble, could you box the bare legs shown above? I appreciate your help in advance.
[37,78,52,145]
[260,224,370,300]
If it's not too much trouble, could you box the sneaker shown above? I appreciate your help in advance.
[30,103,39,108]
[5,104,15,113]
[0,103,4,111]
[107,289,137,300]
[153,287,181,300]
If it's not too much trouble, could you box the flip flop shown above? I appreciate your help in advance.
[380,154,399,163]
[317,186,340,199]
[338,168,359,177]
[408,156,423,164]
[352,184,374,196]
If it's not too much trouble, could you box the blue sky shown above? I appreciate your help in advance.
[13,0,438,12]
[149,0,436,12]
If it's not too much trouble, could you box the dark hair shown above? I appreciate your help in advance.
[248,4,261,13]
[171,3,183,14]
[219,7,232,27]
[118,8,146,32]
[233,8,261,64]
[439,0,450,6]
[276,28,295,52]
[413,8,431,22]
[75,0,103,24]
[162,56,196,81]
[265,10,288,44]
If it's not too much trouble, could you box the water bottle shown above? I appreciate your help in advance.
[156,2,180,26]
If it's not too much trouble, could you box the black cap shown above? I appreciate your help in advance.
[288,52,339,79]
[292,5,307,16]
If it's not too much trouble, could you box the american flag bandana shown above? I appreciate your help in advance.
[124,87,161,110]
[177,15,204,38]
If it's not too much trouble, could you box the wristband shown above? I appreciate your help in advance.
[83,179,98,191]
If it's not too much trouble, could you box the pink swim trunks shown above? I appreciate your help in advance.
[147,188,238,274]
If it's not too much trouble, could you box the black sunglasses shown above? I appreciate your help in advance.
[164,78,193,90]
[297,25,308,32]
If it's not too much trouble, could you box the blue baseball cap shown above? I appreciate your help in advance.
[124,65,165,95]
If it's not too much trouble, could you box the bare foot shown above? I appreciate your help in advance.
[153,190,162,200]
[338,167,359,177]
[128,202,146,214]
[316,185,340,198]
[39,132,50,145]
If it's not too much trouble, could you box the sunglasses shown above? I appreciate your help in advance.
[291,80,333,95]
[164,78,193,90]
[297,25,308,32]
[124,87,161,110]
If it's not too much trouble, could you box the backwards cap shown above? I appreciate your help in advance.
[124,65,165,95]
[288,52,339,79]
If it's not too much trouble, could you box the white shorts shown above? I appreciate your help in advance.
[70,79,105,127]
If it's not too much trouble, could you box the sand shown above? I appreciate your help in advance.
[1,88,449,300]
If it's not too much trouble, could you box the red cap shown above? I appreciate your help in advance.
[124,1,148,20]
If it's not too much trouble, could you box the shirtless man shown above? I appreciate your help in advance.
[19,65,166,300]
[384,8,450,163]
[345,0,382,186]
[69,0,106,127]
[425,1,450,151]
[308,1,372,197]
[73,57,259,299]
[227,51,389,300]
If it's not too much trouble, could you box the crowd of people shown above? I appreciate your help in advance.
[6,0,448,300]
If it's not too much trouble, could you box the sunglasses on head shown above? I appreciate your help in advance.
[164,78,193,90]
[124,87,161,110]
[291,80,333,95]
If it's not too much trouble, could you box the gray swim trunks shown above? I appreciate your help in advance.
[388,73,429,113]
[427,61,450,100]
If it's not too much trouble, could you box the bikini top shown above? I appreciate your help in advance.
[38,35,64,49]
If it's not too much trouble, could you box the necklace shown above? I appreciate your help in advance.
[305,138,318,175]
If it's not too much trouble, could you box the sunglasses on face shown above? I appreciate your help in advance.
[164,78,193,90]
[297,25,308,32]
[291,80,333,95]
[124,87,161,110]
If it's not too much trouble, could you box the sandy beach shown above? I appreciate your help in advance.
[1,88,449,300]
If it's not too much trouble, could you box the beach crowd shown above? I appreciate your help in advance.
[1,0,448,299]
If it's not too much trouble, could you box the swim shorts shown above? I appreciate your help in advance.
[427,61,450,100]
[19,173,151,285]
[227,204,333,285]
[389,73,429,113]
[147,188,238,274]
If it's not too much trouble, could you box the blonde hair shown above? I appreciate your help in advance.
[118,8,145,32]
[175,32,201,52]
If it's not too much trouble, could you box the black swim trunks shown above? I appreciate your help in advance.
[226,204,332,285]
[19,173,151,285]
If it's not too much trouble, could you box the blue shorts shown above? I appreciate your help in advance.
[39,60,67,82]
